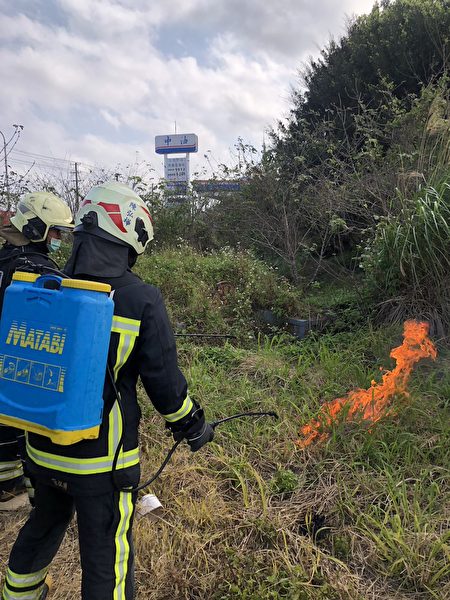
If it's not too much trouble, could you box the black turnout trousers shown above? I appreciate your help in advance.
[2,481,137,600]
[0,425,26,492]
[0,243,54,495]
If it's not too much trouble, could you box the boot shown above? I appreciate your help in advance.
[40,575,53,599]
[0,478,29,511]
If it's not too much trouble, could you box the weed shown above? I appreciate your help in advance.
[1,307,448,600]
[269,468,299,495]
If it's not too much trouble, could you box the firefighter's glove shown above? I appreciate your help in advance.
[186,421,214,452]
[167,404,214,452]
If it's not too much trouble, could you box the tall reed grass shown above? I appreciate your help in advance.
[363,178,450,336]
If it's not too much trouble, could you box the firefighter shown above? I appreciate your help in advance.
[1,181,214,600]
[0,191,74,511]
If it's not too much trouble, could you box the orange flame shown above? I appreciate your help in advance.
[296,321,437,449]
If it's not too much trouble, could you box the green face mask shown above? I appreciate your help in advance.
[48,238,61,253]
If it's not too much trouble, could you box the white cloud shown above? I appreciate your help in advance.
[0,0,376,181]
[100,109,121,129]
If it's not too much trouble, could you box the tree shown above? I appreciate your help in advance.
[0,124,26,211]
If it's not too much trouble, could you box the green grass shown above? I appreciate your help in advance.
[134,325,449,600]
[134,247,305,339]
[362,178,450,336]
[3,246,447,599]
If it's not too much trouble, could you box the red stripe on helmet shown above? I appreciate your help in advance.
[98,202,121,212]
[97,201,127,233]
[141,205,153,223]
[109,213,127,233]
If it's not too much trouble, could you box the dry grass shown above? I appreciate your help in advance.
[1,330,449,599]
[0,510,81,599]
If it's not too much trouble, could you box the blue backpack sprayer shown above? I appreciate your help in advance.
[0,271,113,444]
[0,267,277,492]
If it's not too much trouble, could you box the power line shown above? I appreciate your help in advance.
[12,149,73,164]
[8,148,157,180]
[10,149,95,171]
[8,158,69,172]
[8,156,93,174]
[10,158,67,170]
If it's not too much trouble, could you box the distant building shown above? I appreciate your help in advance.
[192,180,242,193]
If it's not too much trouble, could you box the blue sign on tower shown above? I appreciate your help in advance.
[155,133,198,154]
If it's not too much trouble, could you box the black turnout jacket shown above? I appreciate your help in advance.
[27,269,191,495]
[0,242,54,314]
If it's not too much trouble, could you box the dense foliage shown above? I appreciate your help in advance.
[134,247,304,339]
[362,178,450,335]
[165,0,450,332]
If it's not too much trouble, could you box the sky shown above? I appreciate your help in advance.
[0,0,376,183]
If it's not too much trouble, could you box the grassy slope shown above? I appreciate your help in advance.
[0,251,448,599]
[134,329,449,600]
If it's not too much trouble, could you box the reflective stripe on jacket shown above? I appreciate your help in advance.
[27,270,190,495]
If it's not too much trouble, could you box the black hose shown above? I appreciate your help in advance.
[0,251,60,269]
[174,333,237,339]
[123,410,279,493]
[210,411,278,428]
[17,258,69,278]
[128,440,183,493]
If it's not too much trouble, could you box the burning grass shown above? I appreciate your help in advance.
[0,325,448,599]
[296,321,437,449]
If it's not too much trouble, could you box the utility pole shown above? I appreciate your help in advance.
[74,162,80,210]
[0,130,10,211]
[0,124,24,212]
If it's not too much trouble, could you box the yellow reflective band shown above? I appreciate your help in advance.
[111,316,140,335]
[111,316,140,380]
[113,316,141,327]
[6,567,48,588]
[108,320,139,455]
[108,401,123,457]
[113,332,136,380]
[0,460,22,471]
[26,441,139,475]
[0,464,23,482]
[113,492,134,600]
[2,587,43,600]
[163,395,193,423]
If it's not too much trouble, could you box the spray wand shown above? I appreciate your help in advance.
[129,411,278,493]
[18,264,273,492]
[15,262,277,492]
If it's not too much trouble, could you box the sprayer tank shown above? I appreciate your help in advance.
[0,272,114,444]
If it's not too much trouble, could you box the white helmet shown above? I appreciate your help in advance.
[75,181,154,254]
[11,191,74,242]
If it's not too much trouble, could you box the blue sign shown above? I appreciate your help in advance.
[155,133,198,154]
[166,182,188,194]
[192,180,242,192]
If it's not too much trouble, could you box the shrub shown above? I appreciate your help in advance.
[134,246,304,339]
[362,178,450,336]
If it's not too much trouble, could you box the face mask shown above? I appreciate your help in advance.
[48,238,61,253]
